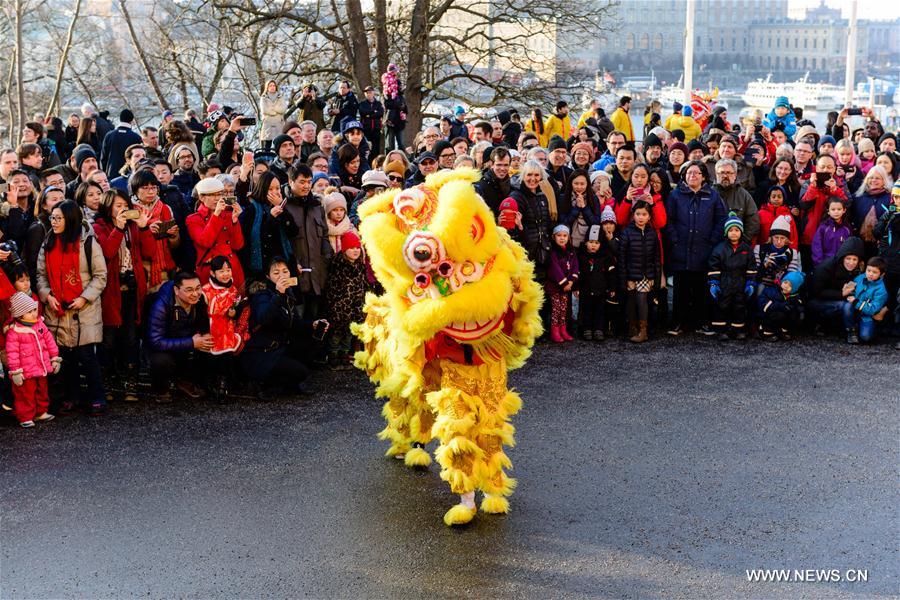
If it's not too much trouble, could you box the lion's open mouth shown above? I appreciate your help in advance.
[441,312,505,342]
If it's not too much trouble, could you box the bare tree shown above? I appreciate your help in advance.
[46,0,82,116]
[118,0,171,111]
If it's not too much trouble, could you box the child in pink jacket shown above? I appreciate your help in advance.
[5,292,61,428]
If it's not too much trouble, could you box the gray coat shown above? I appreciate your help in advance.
[284,194,332,295]
[714,182,761,244]
[37,227,108,348]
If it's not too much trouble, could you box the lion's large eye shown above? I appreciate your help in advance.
[403,231,445,272]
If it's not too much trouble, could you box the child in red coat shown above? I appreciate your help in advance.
[5,292,61,427]
[201,256,248,403]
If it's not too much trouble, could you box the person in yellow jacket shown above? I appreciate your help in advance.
[576,98,600,129]
[524,108,550,148]
[609,96,634,141]
[664,102,684,131]
[667,104,702,142]
[544,101,572,142]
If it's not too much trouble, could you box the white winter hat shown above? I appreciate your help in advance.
[770,214,792,237]
[195,178,225,195]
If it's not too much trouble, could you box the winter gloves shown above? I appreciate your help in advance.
[10,371,24,387]
[709,282,721,300]
[51,357,62,374]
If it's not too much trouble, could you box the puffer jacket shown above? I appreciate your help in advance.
[850,273,888,317]
[667,115,702,142]
[509,183,552,273]
[617,222,660,287]
[874,206,900,274]
[851,189,890,238]
[577,242,615,297]
[5,316,59,378]
[36,228,108,348]
[146,280,209,353]
[476,169,512,216]
[811,217,852,265]
[708,240,757,295]
[809,236,865,301]
[664,182,728,272]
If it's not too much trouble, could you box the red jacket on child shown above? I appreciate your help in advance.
[5,316,60,379]
[187,205,245,288]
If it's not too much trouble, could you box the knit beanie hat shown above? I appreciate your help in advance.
[600,205,616,224]
[774,96,791,109]
[273,134,294,154]
[770,214,792,238]
[384,160,406,177]
[643,132,662,149]
[572,141,594,158]
[340,231,361,251]
[548,135,567,153]
[323,192,347,216]
[552,224,570,236]
[687,139,707,155]
[587,224,601,241]
[669,141,689,157]
[818,135,836,149]
[673,101,683,112]
[724,211,743,234]
[682,105,693,117]
[892,180,900,194]
[9,292,38,319]
[311,172,330,187]
[782,271,805,292]
[74,145,97,172]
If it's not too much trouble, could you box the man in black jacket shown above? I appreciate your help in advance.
[329,81,359,133]
[100,109,142,178]
[146,273,211,403]
[807,236,864,334]
[358,86,384,155]
[476,147,512,215]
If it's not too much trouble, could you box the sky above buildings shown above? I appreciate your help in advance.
[788,0,900,20]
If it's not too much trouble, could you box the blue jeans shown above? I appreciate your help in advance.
[842,302,876,341]
[808,299,844,324]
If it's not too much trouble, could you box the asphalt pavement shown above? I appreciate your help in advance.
[1,336,897,599]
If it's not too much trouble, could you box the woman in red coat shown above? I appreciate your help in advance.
[93,189,149,401]
[186,177,245,288]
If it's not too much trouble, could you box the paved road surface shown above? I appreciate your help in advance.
[1,337,897,598]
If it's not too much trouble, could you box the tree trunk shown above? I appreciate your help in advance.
[118,0,171,111]
[14,0,26,131]
[404,0,429,137]
[46,0,82,116]
[373,0,389,77]
[170,50,190,113]
[344,0,373,90]
[5,51,17,147]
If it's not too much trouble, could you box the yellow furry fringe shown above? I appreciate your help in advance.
[443,503,477,526]
[403,446,432,468]
[480,494,510,514]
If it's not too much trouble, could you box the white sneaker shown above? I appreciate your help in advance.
[20,420,35,428]
[35,413,55,422]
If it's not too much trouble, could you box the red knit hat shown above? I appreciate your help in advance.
[341,231,362,250]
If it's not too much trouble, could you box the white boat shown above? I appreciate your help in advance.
[741,72,870,111]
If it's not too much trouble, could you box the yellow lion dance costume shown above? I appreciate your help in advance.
[351,169,543,526]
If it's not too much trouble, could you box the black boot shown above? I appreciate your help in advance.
[846,327,859,344]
